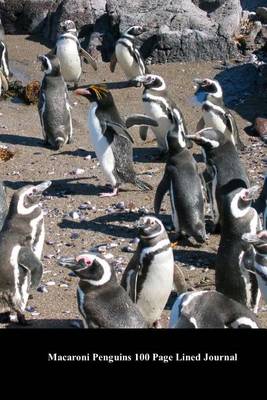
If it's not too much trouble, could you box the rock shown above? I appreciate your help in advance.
[70,232,80,239]
[37,285,48,293]
[254,117,267,143]
[256,7,267,23]
[46,281,56,286]
[115,201,125,210]
[70,211,80,220]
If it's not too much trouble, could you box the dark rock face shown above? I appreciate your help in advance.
[0,0,259,63]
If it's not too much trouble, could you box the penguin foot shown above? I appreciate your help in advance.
[99,187,118,197]
[17,312,30,326]
[0,312,11,324]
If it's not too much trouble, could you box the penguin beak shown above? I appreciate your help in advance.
[74,88,91,97]
[58,256,85,271]
[33,181,52,195]
[242,185,260,201]
[130,75,149,85]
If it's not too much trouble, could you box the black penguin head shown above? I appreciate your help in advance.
[136,216,165,239]
[230,186,260,219]
[58,253,114,286]
[11,181,51,215]
[242,231,267,255]
[187,128,225,151]
[60,19,77,33]
[132,74,166,91]
[37,54,61,76]
[193,78,223,104]
[74,85,112,107]
[123,25,146,38]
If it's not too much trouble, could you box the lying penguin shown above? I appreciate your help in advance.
[121,216,174,327]
[110,25,148,79]
[38,54,73,150]
[193,78,244,151]
[169,290,259,328]
[242,230,267,304]
[154,118,206,244]
[58,253,148,328]
[74,84,154,197]
[53,19,97,88]
[0,181,51,325]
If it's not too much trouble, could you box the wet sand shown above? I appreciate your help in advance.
[0,34,266,329]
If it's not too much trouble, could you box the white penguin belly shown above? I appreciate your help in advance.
[143,101,171,150]
[88,103,116,187]
[115,43,142,79]
[137,248,174,325]
[203,110,226,133]
[57,40,81,82]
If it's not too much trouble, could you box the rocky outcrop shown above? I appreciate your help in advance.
[0,0,263,63]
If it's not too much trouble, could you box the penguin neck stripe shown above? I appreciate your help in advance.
[230,317,258,329]
[58,33,79,46]
[204,101,225,115]
[230,192,251,219]
[86,259,111,286]
[140,238,171,264]
[1,42,9,77]
[17,193,40,215]
[181,290,209,309]
[143,93,171,114]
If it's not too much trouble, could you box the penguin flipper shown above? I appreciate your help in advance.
[104,120,134,143]
[125,114,158,128]
[110,52,117,73]
[18,247,43,289]
[139,125,148,141]
[79,47,97,71]
[154,170,171,214]
[225,111,245,151]
[196,117,205,131]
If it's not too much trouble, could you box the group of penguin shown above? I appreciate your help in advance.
[0,17,267,329]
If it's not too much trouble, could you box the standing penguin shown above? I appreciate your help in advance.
[38,54,73,150]
[215,185,262,312]
[0,18,5,41]
[0,39,11,96]
[121,216,174,327]
[0,181,51,325]
[0,182,7,231]
[187,128,249,228]
[58,253,148,328]
[54,20,97,88]
[253,172,267,230]
[132,74,192,155]
[169,290,259,329]
[74,84,152,197]
[154,119,206,244]
[193,78,244,150]
[242,230,267,304]
[110,25,148,79]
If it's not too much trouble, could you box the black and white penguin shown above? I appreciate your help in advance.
[74,84,152,197]
[187,128,249,227]
[121,216,174,327]
[54,19,97,88]
[154,118,206,243]
[0,17,5,42]
[215,185,262,312]
[242,230,267,303]
[0,181,51,325]
[132,74,191,155]
[0,181,7,231]
[110,25,148,79]
[0,39,11,96]
[193,78,244,150]
[253,172,267,230]
[38,54,73,150]
[169,290,259,329]
[58,253,148,328]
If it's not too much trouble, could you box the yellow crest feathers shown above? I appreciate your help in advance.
[89,84,109,100]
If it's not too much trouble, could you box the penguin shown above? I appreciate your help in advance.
[187,128,249,228]
[132,74,192,155]
[154,117,206,244]
[0,181,51,325]
[242,230,267,303]
[0,182,7,231]
[38,54,73,150]
[0,39,11,96]
[193,78,244,151]
[110,25,148,79]
[53,19,97,88]
[169,290,259,329]
[0,17,5,42]
[74,84,153,197]
[121,216,174,327]
[58,253,148,328]
[215,185,262,312]
[253,172,267,230]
